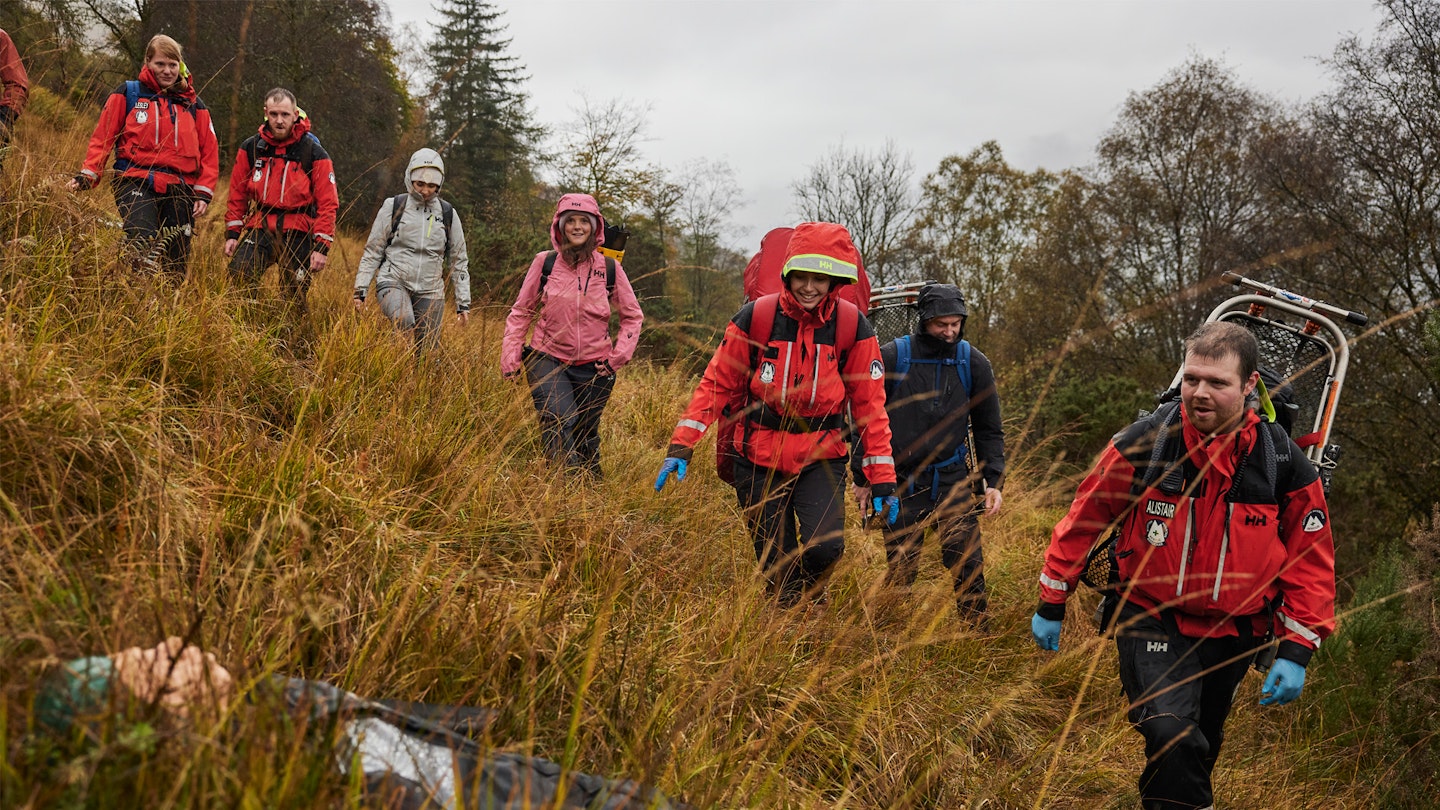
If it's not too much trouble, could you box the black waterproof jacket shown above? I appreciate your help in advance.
[853,329,1006,493]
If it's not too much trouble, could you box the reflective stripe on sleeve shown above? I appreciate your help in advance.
[678,419,708,434]
[860,455,893,468]
[1279,613,1322,647]
[783,253,859,282]
[1039,572,1069,592]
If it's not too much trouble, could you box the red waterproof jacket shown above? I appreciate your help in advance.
[667,288,896,484]
[1037,405,1336,665]
[0,29,28,112]
[223,117,339,254]
[77,66,219,200]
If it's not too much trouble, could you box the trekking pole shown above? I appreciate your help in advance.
[1220,271,1369,327]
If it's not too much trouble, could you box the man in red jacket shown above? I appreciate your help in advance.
[223,88,339,317]
[1030,321,1336,810]
[67,35,218,279]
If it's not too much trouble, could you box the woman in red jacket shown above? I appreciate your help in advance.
[66,34,219,279]
[654,222,898,606]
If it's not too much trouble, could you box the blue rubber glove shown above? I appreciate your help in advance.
[1031,613,1062,651]
[653,458,687,492]
[1260,657,1306,705]
[871,495,900,526]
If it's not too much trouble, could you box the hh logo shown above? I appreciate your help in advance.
[1146,641,1168,653]
[1244,514,1267,527]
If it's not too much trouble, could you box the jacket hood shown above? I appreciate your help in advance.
[259,114,311,147]
[915,284,968,334]
[138,65,196,104]
[406,148,446,188]
[780,222,860,285]
[550,193,606,252]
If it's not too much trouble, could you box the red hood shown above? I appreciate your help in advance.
[778,285,838,325]
[258,115,312,148]
[138,65,196,105]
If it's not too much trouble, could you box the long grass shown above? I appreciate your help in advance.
[0,92,1409,809]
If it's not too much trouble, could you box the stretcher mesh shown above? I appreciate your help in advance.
[1218,312,1335,437]
[868,302,919,346]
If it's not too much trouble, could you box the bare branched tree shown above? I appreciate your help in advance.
[791,140,917,285]
[553,94,659,219]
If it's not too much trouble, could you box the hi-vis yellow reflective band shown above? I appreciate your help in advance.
[782,253,859,282]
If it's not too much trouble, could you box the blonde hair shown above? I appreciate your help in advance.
[145,34,183,63]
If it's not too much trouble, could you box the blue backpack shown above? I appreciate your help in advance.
[890,335,973,498]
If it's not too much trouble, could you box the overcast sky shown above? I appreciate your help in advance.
[384,0,1383,251]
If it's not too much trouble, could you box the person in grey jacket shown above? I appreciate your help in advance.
[353,148,469,352]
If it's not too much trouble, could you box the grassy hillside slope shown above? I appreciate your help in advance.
[0,98,1413,809]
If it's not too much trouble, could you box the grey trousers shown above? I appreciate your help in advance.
[377,285,445,353]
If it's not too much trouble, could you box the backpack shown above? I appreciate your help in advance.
[539,251,616,297]
[379,193,454,269]
[715,293,861,485]
[742,226,873,312]
[888,335,974,499]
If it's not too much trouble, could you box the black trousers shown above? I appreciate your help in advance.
[881,480,987,617]
[524,349,614,476]
[732,457,846,604]
[113,176,195,279]
[228,228,313,315]
[1115,602,1261,810]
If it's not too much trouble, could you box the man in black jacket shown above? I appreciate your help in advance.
[853,284,1006,623]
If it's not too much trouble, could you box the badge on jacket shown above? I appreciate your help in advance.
[1146,519,1169,547]
[870,359,883,380]
[759,361,776,384]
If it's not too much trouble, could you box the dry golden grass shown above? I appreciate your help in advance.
[0,94,1397,809]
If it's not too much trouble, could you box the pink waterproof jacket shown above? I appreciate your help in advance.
[501,194,644,374]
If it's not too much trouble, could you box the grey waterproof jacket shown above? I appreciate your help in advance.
[354,148,470,311]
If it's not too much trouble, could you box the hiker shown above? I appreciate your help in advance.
[224,88,339,320]
[66,34,218,279]
[0,26,28,170]
[654,222,898,607]
[353,148,469,353]
[500,193,643,477]
[856,283,1004,624]
[33,638,693,809]
[1030,321,1336,810]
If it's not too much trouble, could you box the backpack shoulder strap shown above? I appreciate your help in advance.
[539,251,560,293]
[604,257,616,297]
[955,339,972,396]
[384,193,407,247]
[298,132,318,173]
[890,335,912,397]
[835,299,859,355]
[123,80,141,115]
[747,294,780,369]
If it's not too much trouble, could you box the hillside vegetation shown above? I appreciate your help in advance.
[2,97,1436,810]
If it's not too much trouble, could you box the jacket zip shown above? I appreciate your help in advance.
[809,339,820,408]
[1213,502,1234,601]
[1176,500,1194,597]
[780,343,793,404]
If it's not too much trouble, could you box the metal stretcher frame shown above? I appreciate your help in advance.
[1167,272,1368,487]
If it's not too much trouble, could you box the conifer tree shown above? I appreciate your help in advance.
[426,0,538,215]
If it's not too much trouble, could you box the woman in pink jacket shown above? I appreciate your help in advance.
[502,194,644,477]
